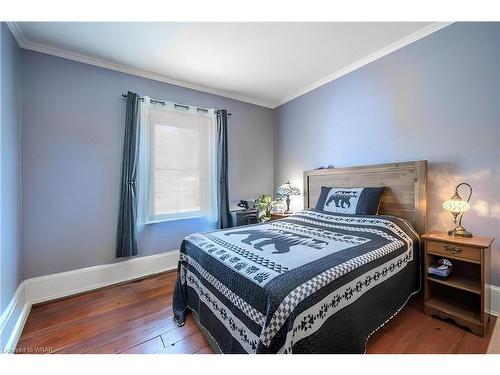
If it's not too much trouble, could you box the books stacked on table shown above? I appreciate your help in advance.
[428,258,452,279]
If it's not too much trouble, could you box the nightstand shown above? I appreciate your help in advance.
[422,230,495,336]
[230,209,259,227]
[269,212,294,221]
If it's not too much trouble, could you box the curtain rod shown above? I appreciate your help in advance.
[121,94,232,116]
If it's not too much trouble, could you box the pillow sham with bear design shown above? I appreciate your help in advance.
[314,186,385,215]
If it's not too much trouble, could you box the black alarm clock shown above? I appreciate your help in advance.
[236,200,249,209]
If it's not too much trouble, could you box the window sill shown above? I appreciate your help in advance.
[145,213,208,225]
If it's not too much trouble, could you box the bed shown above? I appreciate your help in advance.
[173,161,428,353]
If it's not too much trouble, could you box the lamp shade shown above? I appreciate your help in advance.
[443,182,473,237]
[443,191,470,214]
[276,181,301,197]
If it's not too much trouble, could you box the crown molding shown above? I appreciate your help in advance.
[6,22,275,109]
[7,22,452,109]
[5,21,26,47]
[274,22,454,108]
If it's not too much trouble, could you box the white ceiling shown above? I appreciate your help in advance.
[11,22,449,108]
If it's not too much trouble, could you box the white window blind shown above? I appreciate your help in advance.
[137,98,216,224]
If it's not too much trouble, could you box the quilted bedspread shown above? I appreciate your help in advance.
[173,209,420,353]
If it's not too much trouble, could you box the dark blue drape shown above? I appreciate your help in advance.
[216,110,231,229]
[116,91,140,257]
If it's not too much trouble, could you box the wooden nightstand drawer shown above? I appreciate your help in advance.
[426,240,481,263]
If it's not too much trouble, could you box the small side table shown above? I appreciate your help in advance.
[230,209,259,227]
[269,212,294,221]
[421,230,494,336]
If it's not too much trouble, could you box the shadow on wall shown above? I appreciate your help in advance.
[429,162,500,285]
[429,162,500,230]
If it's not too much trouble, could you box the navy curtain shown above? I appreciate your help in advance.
[116,91,140,257]
[216,110,231,229]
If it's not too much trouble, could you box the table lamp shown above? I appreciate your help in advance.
[442,182,473,237]
[276,181,301,214]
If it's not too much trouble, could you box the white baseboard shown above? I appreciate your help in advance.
[0,283,28,353]
[1,253,498,353]
[23,250,180,304]
[0,250,179,354]
[488,284,500,317]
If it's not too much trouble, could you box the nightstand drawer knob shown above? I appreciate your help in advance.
[444,245,462,254]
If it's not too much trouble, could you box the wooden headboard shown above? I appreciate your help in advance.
[303,161,428,234]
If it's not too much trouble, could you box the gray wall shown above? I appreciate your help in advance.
[0,23,22,312]
[274,22,500,285]
[21,50,274,279]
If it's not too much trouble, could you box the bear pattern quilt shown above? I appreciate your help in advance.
[173,209,420,353]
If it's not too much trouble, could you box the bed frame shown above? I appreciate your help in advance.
[303,160,428,234]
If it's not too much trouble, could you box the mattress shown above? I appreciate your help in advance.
[173,209,421,353]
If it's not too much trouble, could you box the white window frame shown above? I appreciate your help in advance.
[138,98,216,225]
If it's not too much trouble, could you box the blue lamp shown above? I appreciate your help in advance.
[276,181,301,214]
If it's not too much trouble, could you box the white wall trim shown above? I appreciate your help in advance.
[0,250,179,354]
[4,21,25,47]
[6,22,452,109]
[23,250,180,304]
[0,284,22,333]
[3,301,30,355]
[1,258,498,352]
[5,22,274,109]
[489,284,500,317]
[273,22,454,107]
[0,283,27,353]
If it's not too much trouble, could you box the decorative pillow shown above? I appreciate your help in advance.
[314,186,385,215]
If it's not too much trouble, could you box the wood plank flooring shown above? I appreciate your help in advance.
[16,272,496,354]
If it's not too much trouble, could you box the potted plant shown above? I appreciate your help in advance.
[255,194,273,222]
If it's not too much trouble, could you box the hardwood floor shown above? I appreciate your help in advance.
[16,272,495,354]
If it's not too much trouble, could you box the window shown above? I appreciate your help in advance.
[138,99,216,223]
